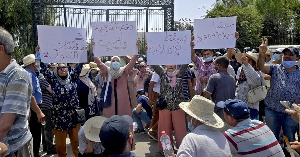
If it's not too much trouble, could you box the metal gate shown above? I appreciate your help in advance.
[31,0,174,48]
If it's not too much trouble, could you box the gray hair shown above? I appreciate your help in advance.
[0,27,15,55]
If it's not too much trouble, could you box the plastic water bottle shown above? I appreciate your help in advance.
[160,131,174,157]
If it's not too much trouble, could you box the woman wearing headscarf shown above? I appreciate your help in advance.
[151,64,188,150]
[77,64,99,120]
[94,55,138,118]
[235,52,266,119]
[40,61,83,157]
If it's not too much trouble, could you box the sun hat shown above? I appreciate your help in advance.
[223,99,250,120]
[179,95,224,128]
[23,54,36,67]
[99,115,130,148]
[79,64,90,76]
[265,50,273,56]
[235,52,258,64]
[83,116,107,142]
[88,62,100,72]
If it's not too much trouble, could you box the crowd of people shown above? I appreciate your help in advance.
[1,26,300,157]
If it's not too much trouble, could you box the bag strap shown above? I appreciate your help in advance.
[114,79,118,115]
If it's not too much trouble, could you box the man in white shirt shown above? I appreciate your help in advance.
[147,71,161,141]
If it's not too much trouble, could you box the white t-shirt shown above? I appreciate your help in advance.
[151,72,161,94]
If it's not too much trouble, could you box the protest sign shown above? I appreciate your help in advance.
[146,30,191,65]
[194,16,237,49]
[37,25,87,63]
[91,21,138,56]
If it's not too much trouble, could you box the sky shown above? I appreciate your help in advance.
[174,0,216,21]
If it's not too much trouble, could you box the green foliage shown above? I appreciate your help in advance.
[255,0,300,44]
[0,0,33,63]
[206,3,263,49]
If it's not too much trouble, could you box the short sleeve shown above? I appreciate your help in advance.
[2,78,32,116]
[151,72,160,83]
[137,97,144,104]
[205,76,216,94]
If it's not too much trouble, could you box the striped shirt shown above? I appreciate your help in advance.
[223,119,284,157]
[38,74,52,110]
[0,60,32,155]
[182,70,192,101]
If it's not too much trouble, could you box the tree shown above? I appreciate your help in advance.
[206,3,263,50]
[0,0,32,63]
[255,0,300,45]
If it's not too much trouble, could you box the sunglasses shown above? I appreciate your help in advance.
[57,66,67,70]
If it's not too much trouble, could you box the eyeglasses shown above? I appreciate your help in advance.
[57,66,67,70]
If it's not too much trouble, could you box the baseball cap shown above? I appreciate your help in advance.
[223,99,250,119]
[282,47,299,56]
[137,89,144,95]
[99,115,130,148]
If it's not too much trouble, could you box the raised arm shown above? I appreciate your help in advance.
[257,38,270,74]
[125,55,138,74]
[40,62,54,84]
[177,64,188,78]
[70,63,84,80]
[224,32,239,59]
[191,36,197,63]
[152,65,165,77]
[94,57,108,81]
[240,54,261,87]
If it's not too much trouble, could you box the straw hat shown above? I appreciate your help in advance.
[23,54,36,67]
[265,50,273,56]
[88,62,100,72]
[83,116,107,142]
[235,52,259,64]
[179,95,224,128]
[79,64,90,76]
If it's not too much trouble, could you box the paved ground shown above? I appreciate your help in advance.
[40,132,163,157]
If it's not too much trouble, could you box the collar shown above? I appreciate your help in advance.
[236,118,251,127]
[25,67,37,77]
[0,59,17,74]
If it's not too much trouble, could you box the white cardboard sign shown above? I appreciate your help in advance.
[146,31,191,65]
[37,25,87,63]
[91,21,138,56]
[194,16,237,49]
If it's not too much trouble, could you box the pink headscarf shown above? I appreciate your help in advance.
[166,65,178,88]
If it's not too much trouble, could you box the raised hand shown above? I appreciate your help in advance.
[235,32,239,40]
[241,53,249,66]
[259,38,268,53]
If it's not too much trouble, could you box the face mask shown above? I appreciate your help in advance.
[90,69,96,74]
[167,70,177,75]
[282,61,296,69]
[112,62,120,70]
[188,117,195,132]
[203,56,213,62]
[272,54,280,60]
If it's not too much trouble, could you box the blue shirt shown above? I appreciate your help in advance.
[265,64,300,113]
[0,60,32,155]
[137,96,152,119]
[25,68,42,104]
